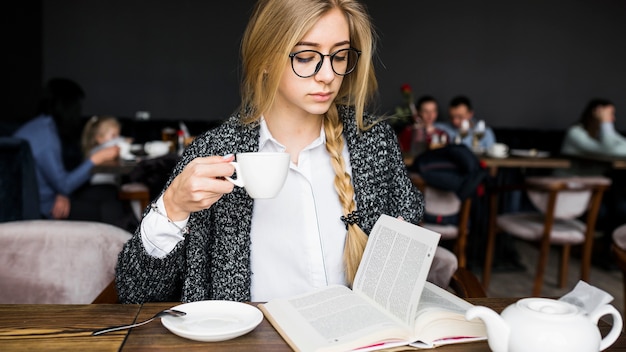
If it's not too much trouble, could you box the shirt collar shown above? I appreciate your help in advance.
[258,117,326,152]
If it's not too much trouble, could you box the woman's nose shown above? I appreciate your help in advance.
[314,57,335,83]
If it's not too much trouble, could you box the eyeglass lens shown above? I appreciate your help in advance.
[290,48,360,78]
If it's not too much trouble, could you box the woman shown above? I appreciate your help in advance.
[116,0,429,303]
[561,98,626,159]
[12,78,120,221]
[560,99,626,268]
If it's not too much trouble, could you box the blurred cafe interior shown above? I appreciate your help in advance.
[2,0,626,346]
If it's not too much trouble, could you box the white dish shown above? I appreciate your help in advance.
[486,151,508,159]
[144,141,171,157]
[161,300,263,342]
[510,149,550,158]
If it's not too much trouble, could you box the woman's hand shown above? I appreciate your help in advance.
[51,194,70,219]
[594,105,615,123]
[163,155,236,221]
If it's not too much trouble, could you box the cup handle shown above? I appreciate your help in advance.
[589,304,623,351]
[225,162,244,187]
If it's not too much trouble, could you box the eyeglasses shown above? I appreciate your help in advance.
[288,48,361,78]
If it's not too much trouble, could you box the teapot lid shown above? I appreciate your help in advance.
[517,298,579,318]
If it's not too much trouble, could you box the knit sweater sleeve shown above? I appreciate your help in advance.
[116,116,257,303]
[115,121,234,304]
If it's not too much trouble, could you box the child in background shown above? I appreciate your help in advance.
[81,115,128,185]
[80,115,139,230]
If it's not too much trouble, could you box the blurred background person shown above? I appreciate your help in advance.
[561,98,626,162]
[12,78,125,226]
[560,98,626,269]
[398,95,449,154]
[437,95,496,150]
[81,115,129,185]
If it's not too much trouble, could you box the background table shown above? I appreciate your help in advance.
[92,159,138,175]
[480,156,571,176]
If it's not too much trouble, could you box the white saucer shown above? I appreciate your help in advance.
[161,300,263,342]
[510,149,550,158]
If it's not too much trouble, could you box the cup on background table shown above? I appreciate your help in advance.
[225,152,290,199]
[487,143,509,158]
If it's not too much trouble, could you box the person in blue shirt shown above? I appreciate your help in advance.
[13,78,120,220]
[435,95,496,150]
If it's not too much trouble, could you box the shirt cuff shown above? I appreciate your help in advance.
[140,195,189,258]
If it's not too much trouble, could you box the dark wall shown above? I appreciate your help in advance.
[8,1,42,125]
[15,1,626,130]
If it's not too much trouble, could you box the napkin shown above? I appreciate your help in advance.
[559,280,614,316]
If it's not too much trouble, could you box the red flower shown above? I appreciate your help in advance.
[401,84,412,94]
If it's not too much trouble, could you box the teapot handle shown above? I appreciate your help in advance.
[588,304,623,351]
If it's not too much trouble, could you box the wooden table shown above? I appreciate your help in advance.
[480,156,571,177]
[0,304,140,351]
[92,159,138,175]
[2,298,625,351]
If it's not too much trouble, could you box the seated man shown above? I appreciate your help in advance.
[436,95,496,150]
[398,95,449,154]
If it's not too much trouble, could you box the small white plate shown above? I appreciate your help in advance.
[486,151,509,159]
[510,149,550,158]
[161,300,263,342]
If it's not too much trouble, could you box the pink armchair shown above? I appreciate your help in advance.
[0,220,131,304]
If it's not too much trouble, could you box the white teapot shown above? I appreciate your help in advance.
[465,297,622,352]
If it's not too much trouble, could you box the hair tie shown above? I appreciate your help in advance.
[340,211,360,230]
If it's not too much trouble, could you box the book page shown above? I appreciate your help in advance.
[353,215,441,326]
[260,285,413,352]
[417,282,473,314]
[410,282,487,347]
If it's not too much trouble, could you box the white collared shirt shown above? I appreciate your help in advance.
[140,119,350,301]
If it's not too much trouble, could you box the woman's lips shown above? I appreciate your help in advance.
[310,92,333,102]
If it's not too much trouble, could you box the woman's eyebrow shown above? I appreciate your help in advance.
[295,40,351,48]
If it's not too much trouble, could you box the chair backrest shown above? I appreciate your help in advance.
[525,176,612,219]
[0,220,131,304]
[410,173,462,216]
[0,137,40,221]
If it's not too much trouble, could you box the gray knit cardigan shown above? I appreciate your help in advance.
[115,105,424,303]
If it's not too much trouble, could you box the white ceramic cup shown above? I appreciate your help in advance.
[488,143,509,157]
[117,139,131,156]
[225,152,290,199]
[144,140,171,157]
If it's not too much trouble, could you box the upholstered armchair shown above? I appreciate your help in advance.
[0,220,131,304]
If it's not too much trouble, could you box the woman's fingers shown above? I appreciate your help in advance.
[163,156,238,219]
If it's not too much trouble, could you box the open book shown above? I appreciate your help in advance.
[259,214,486,352]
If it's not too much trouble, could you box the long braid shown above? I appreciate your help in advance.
[324,104,368,286]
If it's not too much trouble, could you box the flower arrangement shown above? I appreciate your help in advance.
[390,83,418,132]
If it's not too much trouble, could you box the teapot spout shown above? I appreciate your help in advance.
[466,306,510,352]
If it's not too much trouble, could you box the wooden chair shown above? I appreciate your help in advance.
[449,267,487,298]
[611,224,626,313]
[410,173,473,268]
[483,176,611,296]
[92,279,119,304]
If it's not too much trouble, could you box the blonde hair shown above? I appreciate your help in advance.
[81,115,120,156]
[240,0,378,285]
